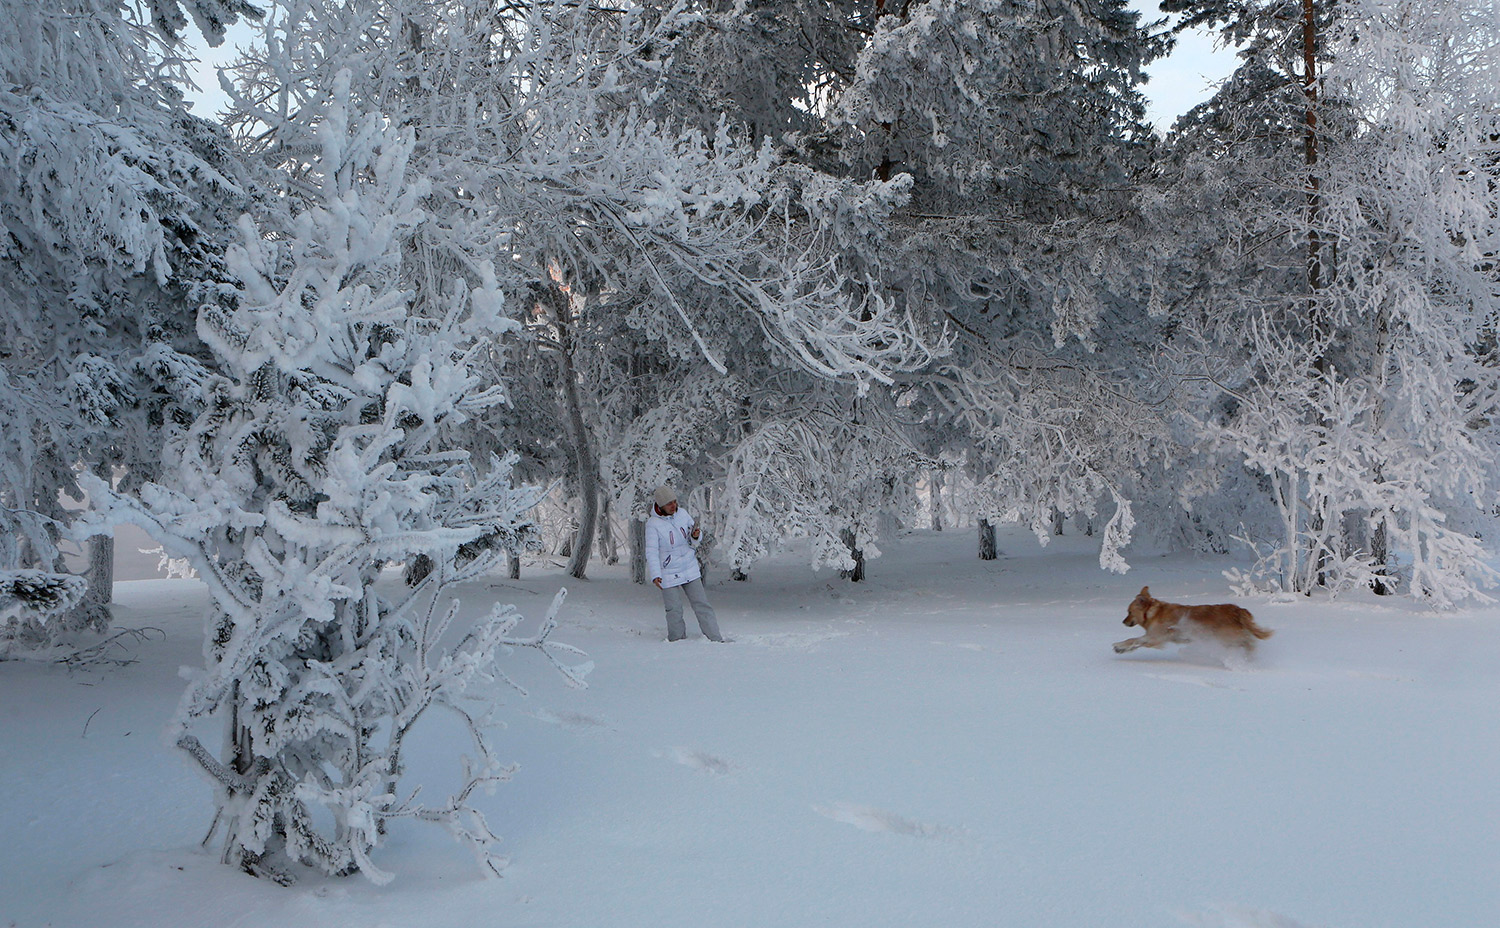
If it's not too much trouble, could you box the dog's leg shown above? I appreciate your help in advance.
[1114,635,1159,653]
[1115,628,1182,653]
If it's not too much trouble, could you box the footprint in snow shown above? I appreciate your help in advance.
[813,802,960,840]
[733,630,851,649]
[927,641,988,652]
[531,708,611,731]
[671,747,733,775]
[1178,904,1317,928]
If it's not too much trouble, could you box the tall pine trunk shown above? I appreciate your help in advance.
[554,323,598,580]
[1301,0,1332,592]
[627,349,649,585]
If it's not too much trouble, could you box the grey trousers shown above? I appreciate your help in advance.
[662,578,723,641]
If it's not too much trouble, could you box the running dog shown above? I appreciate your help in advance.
[1113,586,1273,654]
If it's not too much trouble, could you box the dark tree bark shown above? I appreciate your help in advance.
[629,518,647,584]
[1301,0,1334,591]
[978,519,998,561]
[598,495,619,566]
[839,528,865,582]
[930,471,944,531]
[553,326,598,580]
[70,533,114,633]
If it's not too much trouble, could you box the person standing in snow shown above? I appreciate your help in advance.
[645,485,724,642]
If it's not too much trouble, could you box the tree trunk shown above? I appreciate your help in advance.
[598,495,619,566]
[629,518,647,584]
[626,347,649,586]
[1051,508,1065,536]
[839,528,865,582]
[978,519,998,561]
[70,533,114,633]
[1370,519,1392,595]
[1302,0,1333,592]
[1368,461,1393,596]
[930,471,944,531]
[223,682,256,867]
[1302,0,1324,301]
[507,549,521,580]
[554,329,598,580]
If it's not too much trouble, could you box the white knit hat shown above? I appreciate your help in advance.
[653,485,678,507]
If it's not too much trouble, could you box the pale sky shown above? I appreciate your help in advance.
[1127,0,1241,131]
[181,3,1239,131]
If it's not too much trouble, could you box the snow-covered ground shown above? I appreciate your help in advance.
[4,527,1499,928]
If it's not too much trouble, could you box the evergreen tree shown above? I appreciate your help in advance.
[84,73,587,882]
[852,0,1166,569]
[1156,0,1500,602]
[0,0,256,657]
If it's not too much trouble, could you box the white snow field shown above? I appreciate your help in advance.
[4,527,1499,928]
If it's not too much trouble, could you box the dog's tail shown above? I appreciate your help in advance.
[1233,605,1273,639]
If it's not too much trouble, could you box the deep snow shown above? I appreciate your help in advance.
[4,527,1499,928]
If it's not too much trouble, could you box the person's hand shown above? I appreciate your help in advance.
[690,525,701,540]
[653,578,662,588]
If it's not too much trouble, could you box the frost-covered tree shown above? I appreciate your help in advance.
[717,389,925,578]
[636,0,1171,576]
[1157,0,1500,603]
[215,0,938,581]
[1285,0,1498,603]
[84,74,587,882]
[655,0,869,147]
[0,0,256,656]
[834,0,1166,568]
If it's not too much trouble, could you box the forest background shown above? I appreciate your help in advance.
[2,0,1497,890]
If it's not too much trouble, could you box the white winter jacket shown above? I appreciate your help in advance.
[645,508,702,589]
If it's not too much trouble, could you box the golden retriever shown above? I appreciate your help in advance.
[1114,586,1273,655]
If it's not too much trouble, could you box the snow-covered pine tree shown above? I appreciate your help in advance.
[0,571,88,629]
[0,0,256,657]
[656,0,871,148]
[1303,0,1499,603]
[825,0,1167,570]
[595,0,1169,578]
[1160,0,1500,603]
[489,4,935,579]
[83,71,588,882]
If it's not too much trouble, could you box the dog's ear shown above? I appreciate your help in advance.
[1139,586,1150,598]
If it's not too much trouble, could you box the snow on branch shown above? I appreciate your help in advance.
[79,68,586,884]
